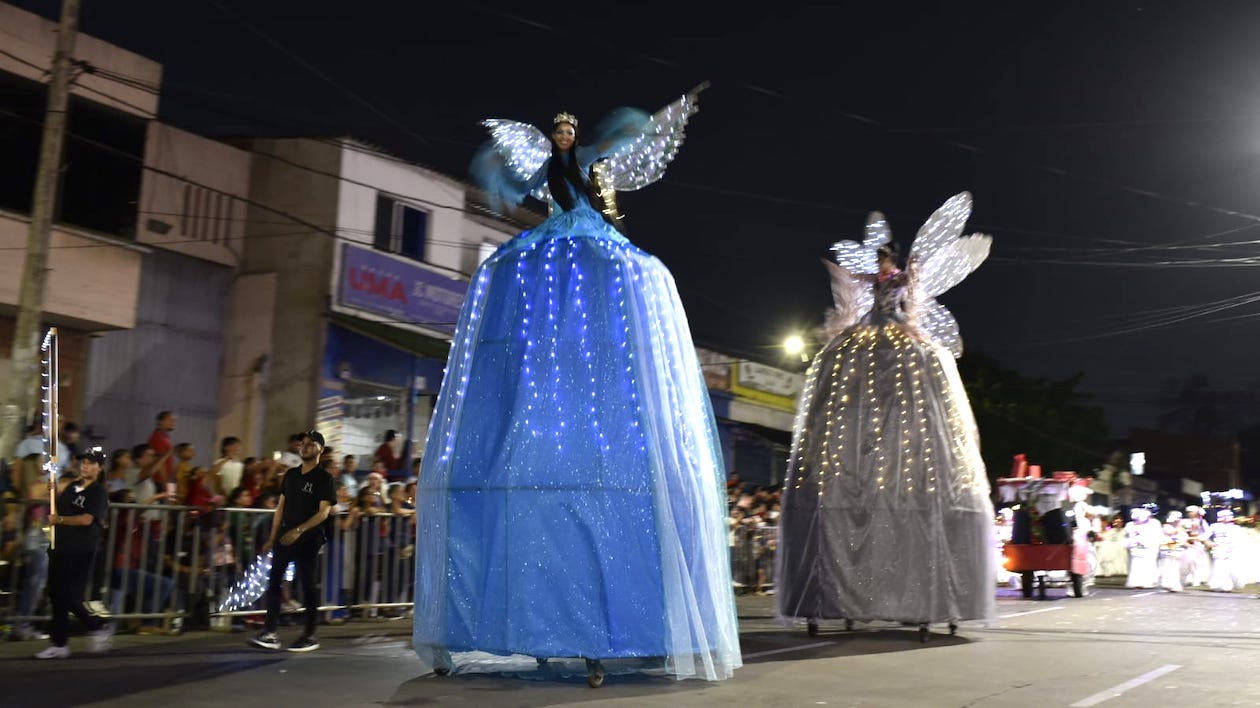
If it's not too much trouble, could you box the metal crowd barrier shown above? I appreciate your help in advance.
[3,497,777,632]
[0,499,418,634]
[730,523,777,594]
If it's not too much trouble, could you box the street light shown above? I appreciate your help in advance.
[784,334,806,362]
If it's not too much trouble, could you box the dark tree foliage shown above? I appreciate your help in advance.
[956,352,1111,487]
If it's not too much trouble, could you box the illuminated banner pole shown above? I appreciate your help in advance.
[41,327,58,550]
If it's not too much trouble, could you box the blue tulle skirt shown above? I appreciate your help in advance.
[413,205,740,681]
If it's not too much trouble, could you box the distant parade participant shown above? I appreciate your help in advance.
[1206,509,1243,592]
[1123,507,1161,589]
[1157,511,1186,593]
[1094,516,1129,578]
[1180,505,1211,588]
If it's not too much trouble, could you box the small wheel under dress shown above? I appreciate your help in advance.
[432,647,454,677]
[948,623,958,636]
[844,619,854,631]
[918,624,929,643]
[586,658,605,688]
[807,620,819,637]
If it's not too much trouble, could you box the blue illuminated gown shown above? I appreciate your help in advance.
[412,157,740,680]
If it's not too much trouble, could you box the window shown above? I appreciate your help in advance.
[373,193,428,261]
[0,72,144,238]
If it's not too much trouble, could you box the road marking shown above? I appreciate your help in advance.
[743,641,835,659]
[1068,664,1182,707]
[1131,591,1159,597]
[998,607,1065,619]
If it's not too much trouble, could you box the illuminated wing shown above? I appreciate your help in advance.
[823,211,888,331]
[830,211,887,276]
[906,191,992,356]
[479,119,552,202]
[604,83,706,192]
[918,233,992,298]
[907,191,984,298]
[919,298,964,358]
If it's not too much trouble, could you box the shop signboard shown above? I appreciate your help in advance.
[338,244,467,336]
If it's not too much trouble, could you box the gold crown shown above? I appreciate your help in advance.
[553,112,578,127]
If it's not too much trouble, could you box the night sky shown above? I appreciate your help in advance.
[12,0,1260,436]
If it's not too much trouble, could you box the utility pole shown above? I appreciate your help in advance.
[0,0,82,463]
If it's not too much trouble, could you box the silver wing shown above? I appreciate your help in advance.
[830,211,887,275]
[919,298,964,358]
[908,191,983,298]
[604,84,706,192]
[825,210,890,326]
[480,119,552,201]
[906,191,992,357]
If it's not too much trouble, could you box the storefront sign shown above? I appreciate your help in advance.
[339,244,467,335]
[736,361,803,398]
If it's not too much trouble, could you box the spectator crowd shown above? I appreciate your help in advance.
[1,413,418,648]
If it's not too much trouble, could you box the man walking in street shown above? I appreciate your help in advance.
[249,430,335,652]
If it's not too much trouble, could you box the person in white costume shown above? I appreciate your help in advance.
[1124,507,1161,589]
[1179,506,1211,588]
[1206,509,1244,592]
[1068,482,1098,586]
[1094,516,1129,578]
[1157,511,1186,593]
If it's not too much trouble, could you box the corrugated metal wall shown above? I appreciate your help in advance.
[83,249,231,463]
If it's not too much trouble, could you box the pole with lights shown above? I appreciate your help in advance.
[41,327,58,550]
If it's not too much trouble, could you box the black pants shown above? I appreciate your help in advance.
[48,548,103,647]
[265,534,322,636]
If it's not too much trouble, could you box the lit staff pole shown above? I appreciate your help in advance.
[41,327,58,550]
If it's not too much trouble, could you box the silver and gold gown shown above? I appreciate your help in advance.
[776,194,997,626]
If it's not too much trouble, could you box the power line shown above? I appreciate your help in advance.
[202,0,462,148]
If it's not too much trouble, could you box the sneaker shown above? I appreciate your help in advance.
[35,645,71,660]
[287,635,320,653]
[90,624,115,653]
[16,626,50,641]
[249,631,281,650]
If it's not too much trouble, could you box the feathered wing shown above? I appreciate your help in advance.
[603,83,707,192]
[821,210,889,338]
[905,191,992,356]
[821,259,868,341]
[472,119,552,208]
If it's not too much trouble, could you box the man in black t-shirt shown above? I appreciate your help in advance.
[35,449,114,659]
[249,430,336,652]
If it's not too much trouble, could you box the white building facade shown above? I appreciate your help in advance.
[218,137,531,472]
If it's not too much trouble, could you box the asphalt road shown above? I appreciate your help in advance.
[2,583,1258,707]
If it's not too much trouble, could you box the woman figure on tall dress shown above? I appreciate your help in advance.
[411,84,740,685]
[776,192,997,637]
